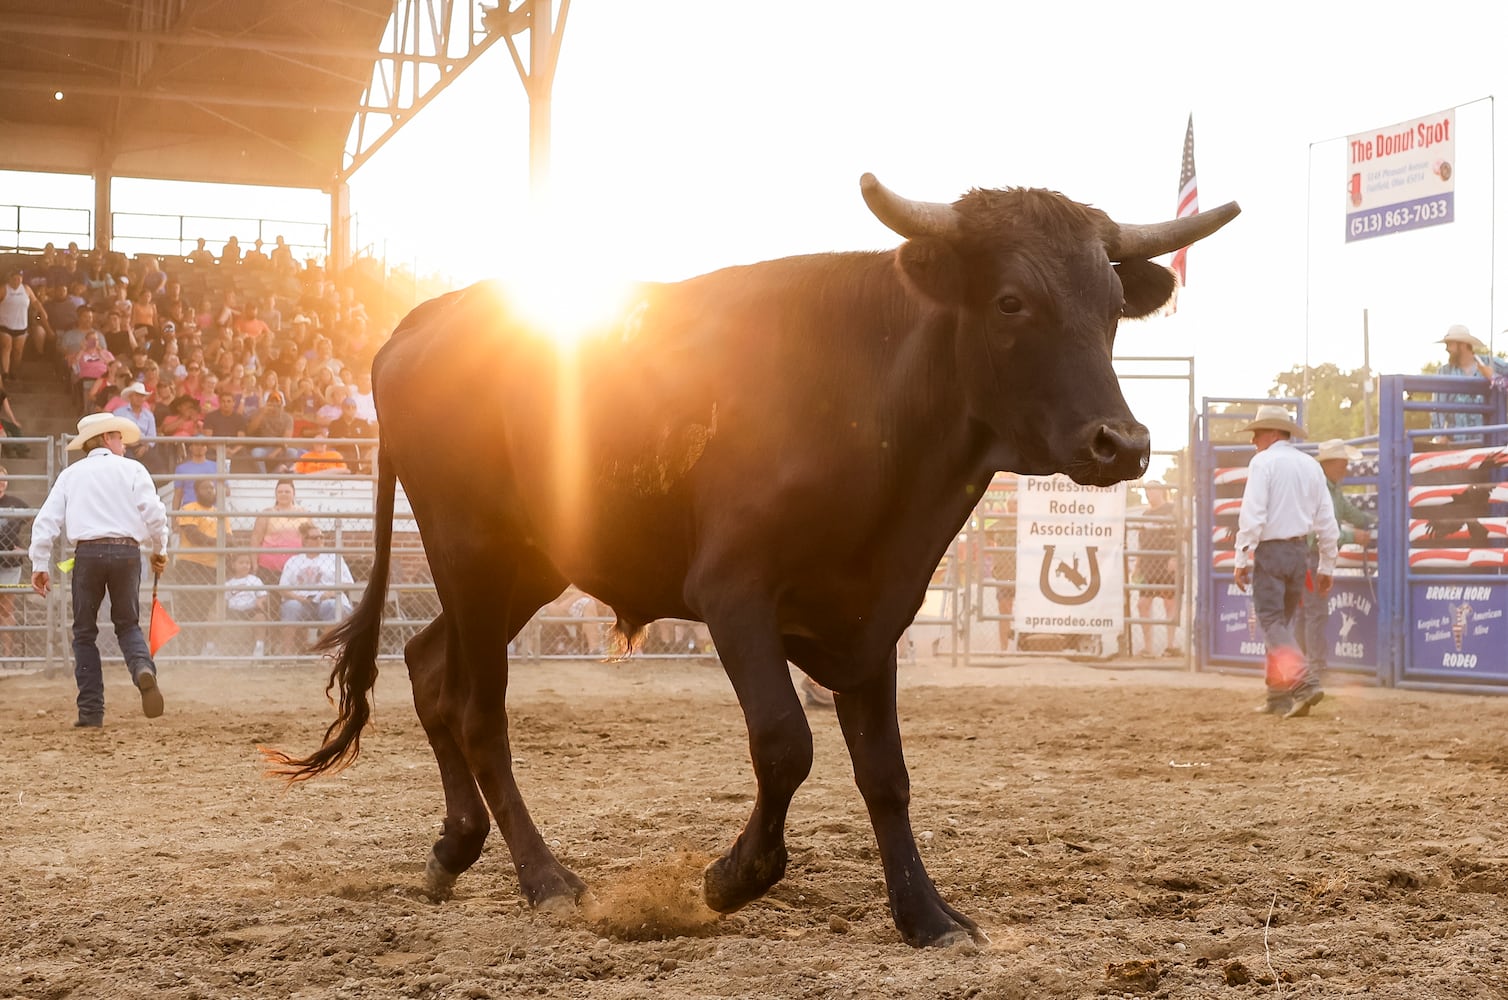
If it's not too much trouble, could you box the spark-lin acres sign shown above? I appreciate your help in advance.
[1014,475,1125,635]
[1346,107,1455,243]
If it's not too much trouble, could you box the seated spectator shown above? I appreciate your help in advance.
[184,238,215,267]
[260,295,283,334]
[172,478,220,655]
[100,309,137,357]
[203,390,249,465]
[83,260,115,298]
[138,257,167,298]
[350,370,377,423]
[89,363,130,412]
[58,305,97,370]
[270,235,295,274]
[243,239,269,270]
[130,288,158,338]
[195,372,221,410]
[43,283,78,340]
[292,428,348,475]
[247,392,295,472]
[288,375,322,434]
[278,521,353,625]
[151,378,178,417]
[235,302,270,344]
[325,395,374,467]
[220,236,242,265]
[172,436,217,508]
[115,382,158,468]
[312,364,341,398]
[314,384,345,428]
[224,551,268,655]
[220,362,250,400]
[72,331,113,404]
[540,587,605,655]
[160,394,204,439]
[310,336,344,378]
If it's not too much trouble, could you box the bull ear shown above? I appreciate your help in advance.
[1115,259,1178,318]
[896,238,968,304]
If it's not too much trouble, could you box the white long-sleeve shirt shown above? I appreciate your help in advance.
[1234,439,1339,574]
[29,448,170,572]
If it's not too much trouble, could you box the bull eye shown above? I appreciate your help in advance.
[995,295,1023,316]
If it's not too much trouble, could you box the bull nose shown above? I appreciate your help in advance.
[1086,421,1151,482]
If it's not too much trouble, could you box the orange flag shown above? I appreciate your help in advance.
[149,574,179,656]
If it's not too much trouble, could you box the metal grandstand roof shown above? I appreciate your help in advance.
[0,0,522,191]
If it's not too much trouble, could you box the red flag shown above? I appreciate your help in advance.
[1170,113,1199,289]
[149,574,179,655]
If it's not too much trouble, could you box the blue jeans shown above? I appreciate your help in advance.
[281,597,340,622]
[1252,538,1317,699]
[71,546,155,722]
[1297,549,1327,676]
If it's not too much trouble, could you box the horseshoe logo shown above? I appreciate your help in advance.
[1039,545,1102,605]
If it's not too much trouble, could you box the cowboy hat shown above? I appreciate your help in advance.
[1315,439,1362,462]
[120,382,150,397]
[67,412,143,451]
[1440,324,1489,354]
[1239,404,1305,437]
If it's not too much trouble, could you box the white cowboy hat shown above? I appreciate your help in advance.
[1239,404,1305,437]
[1440,324,1489,354]
[120,382,150,398]
[1315,439,1362,462]
[67,412,143,451]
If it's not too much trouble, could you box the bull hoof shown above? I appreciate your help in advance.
[424,849,459,900]
[901,902,989,948]
[521,865,587,909]
[703,845,788,914]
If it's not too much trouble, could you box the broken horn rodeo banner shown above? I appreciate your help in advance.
[1346,106,1455,243]
[1014,474,1126,635]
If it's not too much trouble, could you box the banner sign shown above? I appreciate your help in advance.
[1408,582,1508,680]
[1014,475,1124,635]
[1346,107,1455,243]
[1212,582,1263,659]
[1322,579,1380,669]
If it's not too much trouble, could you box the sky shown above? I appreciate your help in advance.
[6,1,1508,465]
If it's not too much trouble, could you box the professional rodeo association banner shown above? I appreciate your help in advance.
[1345,107,1455,243]
[1014,475,1125,635]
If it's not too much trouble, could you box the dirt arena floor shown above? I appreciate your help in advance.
[4,655,1508,999]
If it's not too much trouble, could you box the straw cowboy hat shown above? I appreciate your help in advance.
[1315,439,1362,463]
[67,411,143,451]
[1439,324,1489,354]
[1239,404,1305,438]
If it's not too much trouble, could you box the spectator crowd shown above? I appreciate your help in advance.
[6,237,379,476]
[0,238,389,658]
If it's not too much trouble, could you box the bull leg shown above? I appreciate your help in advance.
[699,610,814,913]
[443,562,586,907]
[833,659,983,947]
[404,617,489,898]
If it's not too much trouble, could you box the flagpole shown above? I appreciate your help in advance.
[1303,139,1314,405]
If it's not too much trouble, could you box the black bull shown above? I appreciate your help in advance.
[268,174,1238,947]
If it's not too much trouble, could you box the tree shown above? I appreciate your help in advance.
[1270,363,1374,441]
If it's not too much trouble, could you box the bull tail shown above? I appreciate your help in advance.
[261,443,399,781]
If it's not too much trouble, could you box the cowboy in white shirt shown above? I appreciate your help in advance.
[30,412,170,728]
[1233,405,1339,719]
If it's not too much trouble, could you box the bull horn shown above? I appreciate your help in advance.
[860,173,962,241]
[1109,201,1242,261]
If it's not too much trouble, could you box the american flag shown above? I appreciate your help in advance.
[1170,114,1198,287]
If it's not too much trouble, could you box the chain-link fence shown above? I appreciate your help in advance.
[0,435,717,672]
[1,436,1188,674]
